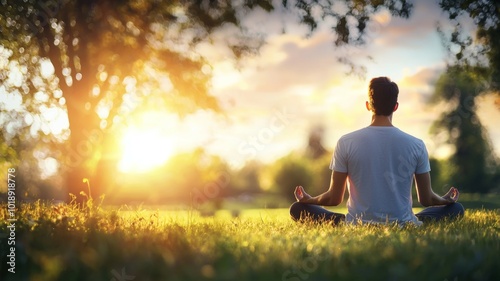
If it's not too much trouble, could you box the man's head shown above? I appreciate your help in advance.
[367,77,399,116]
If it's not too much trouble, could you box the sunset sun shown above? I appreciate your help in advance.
[118,126,176,173]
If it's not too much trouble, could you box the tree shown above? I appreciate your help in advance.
[306,125,328,159]
[267,153,314,202]
[430,65,499,193]
[0,0,413,202]
[233,160,262,193]
[438,0,500,106]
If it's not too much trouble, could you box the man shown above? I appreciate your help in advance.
[290,77,464,225]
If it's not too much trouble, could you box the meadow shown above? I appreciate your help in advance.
[1,197,499,281]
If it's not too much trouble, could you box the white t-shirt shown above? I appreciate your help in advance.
[330,126,430,225]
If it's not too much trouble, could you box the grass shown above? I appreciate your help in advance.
[1,200,499,281]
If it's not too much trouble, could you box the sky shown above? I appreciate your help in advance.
[180,0,500,169]
[2,0,500,176]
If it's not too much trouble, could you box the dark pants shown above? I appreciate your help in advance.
[414,203,465,222]
[289,202,465,224]
[289,202,346,224]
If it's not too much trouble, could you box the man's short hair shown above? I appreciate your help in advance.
[368,77,399,116]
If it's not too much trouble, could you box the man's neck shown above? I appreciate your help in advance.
[370,114,393,127]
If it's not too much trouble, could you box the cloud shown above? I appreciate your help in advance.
[373,0,446,47]
[372,0,477,50]
[212,30,353,116]
[399,65,445,103]
[242,33,343,93]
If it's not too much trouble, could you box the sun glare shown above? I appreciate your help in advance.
[118,127,176,173]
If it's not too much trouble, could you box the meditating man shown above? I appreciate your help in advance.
[290,77,465,225]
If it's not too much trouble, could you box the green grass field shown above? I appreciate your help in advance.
[1,197,500,281]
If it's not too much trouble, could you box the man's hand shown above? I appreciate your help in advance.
[294,186,312,202]
[442,187,459,204]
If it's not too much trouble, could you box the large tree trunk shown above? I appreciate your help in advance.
[94,131,121,201]
[63,80,103,203]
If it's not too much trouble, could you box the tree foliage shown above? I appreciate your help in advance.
[260,150,332,202]
[265,153,314,201]
[430,65,500,193]
[438,0,500,105]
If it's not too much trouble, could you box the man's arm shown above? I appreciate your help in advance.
[414,172,459,206]
[295,171,347,206]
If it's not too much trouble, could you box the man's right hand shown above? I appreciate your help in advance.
[294,186,312,202]
[442,187,459,204]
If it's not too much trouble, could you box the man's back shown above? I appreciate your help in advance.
[291,77,463,225]
[330,126,430,224]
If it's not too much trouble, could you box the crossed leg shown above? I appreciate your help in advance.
[415,202,465,223]
[289,202,345,224]
[290,202,465,224]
